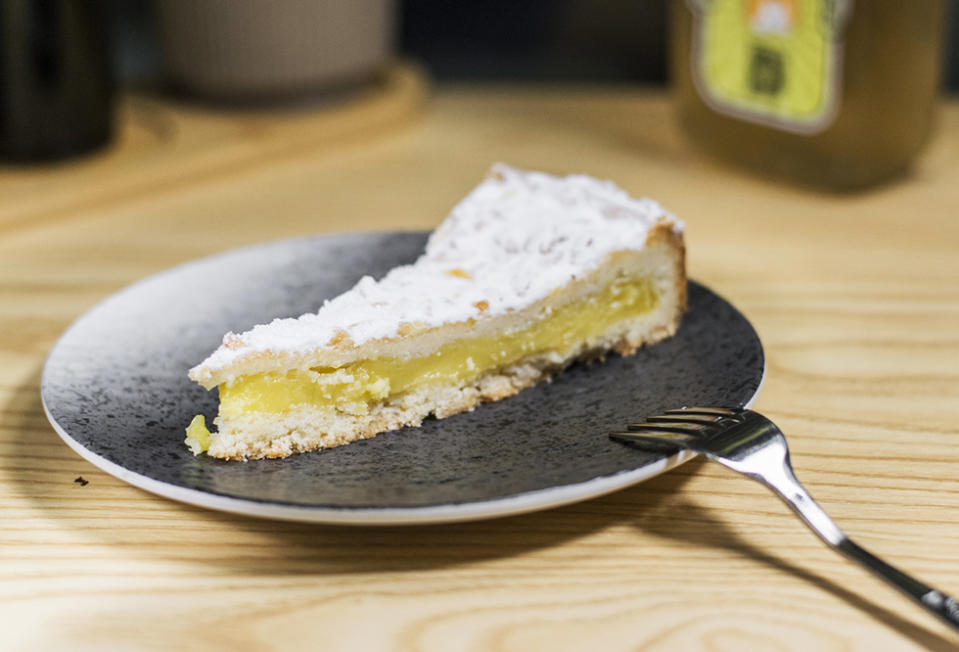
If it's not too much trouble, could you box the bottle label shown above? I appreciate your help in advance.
[687,0,852,134]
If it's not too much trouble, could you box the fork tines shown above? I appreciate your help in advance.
[609,407,740,448]
[631,419,713,431]
[608,429,692,451]
[663,407,736,416]
[631,406,737,430]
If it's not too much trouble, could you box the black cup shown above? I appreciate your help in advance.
[0,0,114,162]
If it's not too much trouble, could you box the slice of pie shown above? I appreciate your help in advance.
[187,164,686,460]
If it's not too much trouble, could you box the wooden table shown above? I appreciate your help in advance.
[3,71,959,650]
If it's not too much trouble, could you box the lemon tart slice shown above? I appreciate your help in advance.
[187,164,686,459]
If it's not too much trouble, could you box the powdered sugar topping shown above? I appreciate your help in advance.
[191,164,680,378]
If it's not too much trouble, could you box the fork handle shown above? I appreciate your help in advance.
[766,465,959,633]
[836,538,959,631]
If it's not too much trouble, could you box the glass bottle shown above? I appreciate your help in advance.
[672,0,945,190]
[0,0,114,162]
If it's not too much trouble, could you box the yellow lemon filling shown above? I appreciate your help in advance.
[185,415,212,455]
[187,277,658,452]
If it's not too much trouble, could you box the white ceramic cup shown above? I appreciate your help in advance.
[156,0,394,101]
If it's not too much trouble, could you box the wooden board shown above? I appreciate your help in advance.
[2,82,958,650]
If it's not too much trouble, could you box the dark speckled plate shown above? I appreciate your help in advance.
[42,232,764,524]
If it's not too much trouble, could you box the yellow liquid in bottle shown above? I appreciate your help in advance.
[672,0,944,190]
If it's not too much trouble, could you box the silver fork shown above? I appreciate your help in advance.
[610,406,959,633]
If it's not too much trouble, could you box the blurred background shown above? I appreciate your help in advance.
[2,0,956,187]
[110,0,957,89]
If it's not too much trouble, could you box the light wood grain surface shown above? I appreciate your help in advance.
[2,73,959,651]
